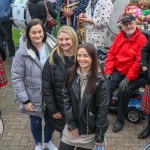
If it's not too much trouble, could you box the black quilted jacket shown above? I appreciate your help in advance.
[42,51,74,132]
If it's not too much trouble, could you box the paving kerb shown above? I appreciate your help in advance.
[0,58,149,150]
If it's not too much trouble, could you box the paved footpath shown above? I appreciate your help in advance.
[0,58,149,150]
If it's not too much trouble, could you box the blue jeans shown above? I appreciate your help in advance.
[29,115,54,145]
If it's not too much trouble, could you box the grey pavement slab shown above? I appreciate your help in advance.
[0,58,149,150]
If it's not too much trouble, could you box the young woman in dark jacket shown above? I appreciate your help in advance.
[138,39,150,139]
[59,42,110,150]
[42,26,78,136]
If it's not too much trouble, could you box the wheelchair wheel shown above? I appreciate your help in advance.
[126,108,142,123]
[0,111,4,139]
[142,143,150,150]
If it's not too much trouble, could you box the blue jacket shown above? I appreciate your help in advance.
[0,0,12,22]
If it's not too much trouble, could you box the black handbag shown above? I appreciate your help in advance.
[44,109,65,132]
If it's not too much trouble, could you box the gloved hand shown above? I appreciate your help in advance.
[118,77,130,91]
[105,74,112,80]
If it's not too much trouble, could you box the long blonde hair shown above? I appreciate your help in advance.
[49,26,78,65]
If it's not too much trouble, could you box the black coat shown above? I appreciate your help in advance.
[28,0,57,23]
[0,23,7,61]
[141,39,150,84]
[42,52,74,132]
[62,72,110,143]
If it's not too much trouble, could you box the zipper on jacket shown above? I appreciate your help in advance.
[89,112,98,119]
[86,100,91,134]
[67,123,72,130]
[95,118,109,142]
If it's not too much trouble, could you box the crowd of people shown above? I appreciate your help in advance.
[1,0,150,150]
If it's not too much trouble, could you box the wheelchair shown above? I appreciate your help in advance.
[97,29,150,124]
[109,88,146,123]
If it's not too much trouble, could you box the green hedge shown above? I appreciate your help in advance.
[12,28,23,46]
[12,16,60,46]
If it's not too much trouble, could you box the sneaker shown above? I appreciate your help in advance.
[43,141,58,150]
[112,120,124,132]
[35,145,43,150]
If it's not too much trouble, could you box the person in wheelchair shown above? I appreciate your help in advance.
[104,14,148,133]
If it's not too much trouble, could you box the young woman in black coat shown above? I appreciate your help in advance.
[42,26,78,140]
[59,42,110,150]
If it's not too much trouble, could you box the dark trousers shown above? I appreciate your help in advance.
[108,69,144,122]
[29,115,54,145]
[59,142,92,150]
[1,20,15,57]
[148,115,150,128]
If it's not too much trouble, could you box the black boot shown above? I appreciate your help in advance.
[138,126,150,139]
[112,120,124,132]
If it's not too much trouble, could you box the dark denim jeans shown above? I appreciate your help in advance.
[29,115,54,145]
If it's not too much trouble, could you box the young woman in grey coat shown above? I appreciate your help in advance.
[12,19,57,150]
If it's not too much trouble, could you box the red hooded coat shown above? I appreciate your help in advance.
[104,28,147,81]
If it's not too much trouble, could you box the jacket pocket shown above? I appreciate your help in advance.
[89,112,98,119]
[26,84,41,103]
[25,84,40,90]
[89,112,96,127]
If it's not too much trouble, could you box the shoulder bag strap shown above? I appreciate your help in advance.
[43,0,52,18]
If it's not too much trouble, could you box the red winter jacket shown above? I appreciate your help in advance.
[104,28,147,81]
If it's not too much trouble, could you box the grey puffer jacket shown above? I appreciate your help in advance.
[12,34,56,117]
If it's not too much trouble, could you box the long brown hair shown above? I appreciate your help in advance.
[65,42,102,94]
[26,18,47,59]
